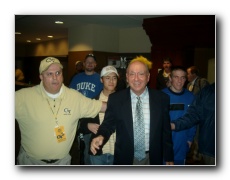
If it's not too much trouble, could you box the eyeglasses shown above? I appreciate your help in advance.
[88,54,94,57]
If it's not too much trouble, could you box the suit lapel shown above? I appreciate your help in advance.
[121,88,134,140]
[148,89,159,142]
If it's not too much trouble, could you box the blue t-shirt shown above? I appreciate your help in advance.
[69,72,103,98]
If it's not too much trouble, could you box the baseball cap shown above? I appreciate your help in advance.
[75,61,82,65]
[39,57,63,74]
[100,65,119,77]
[85,54,96,62]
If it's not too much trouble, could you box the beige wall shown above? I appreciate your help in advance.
[25,38,68,56]
[16,24,152,57]
[69,24,119,52]
[119,27,151,53]
[69,24,152,53]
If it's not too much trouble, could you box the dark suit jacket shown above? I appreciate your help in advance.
[187,77,209,95]
[156,69,169,90]
[97,87,174,165]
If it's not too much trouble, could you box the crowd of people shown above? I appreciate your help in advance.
[15,55,215,166]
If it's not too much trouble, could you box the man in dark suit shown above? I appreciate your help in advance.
[187,66,209,95]
[186,65,210,164]
[91,56,174,165]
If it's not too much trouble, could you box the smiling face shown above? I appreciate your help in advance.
[39,63,63,94]
[84,57,97,73]
[169,69,187,93]
[126,61,150,96]
[101,72,118,94]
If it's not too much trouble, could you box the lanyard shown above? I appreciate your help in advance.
[46,98,62,126]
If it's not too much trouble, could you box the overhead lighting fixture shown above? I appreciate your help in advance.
[47,35,53,38]
[26,40,31,42]
[36,38,41,40]
[55,21,64,24]
[15,32,21,35]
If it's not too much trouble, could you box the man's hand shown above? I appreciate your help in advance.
[171,123,175,130]
[90,135,104,155]
[88,123,99,134]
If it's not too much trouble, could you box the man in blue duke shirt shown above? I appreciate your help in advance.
[70,54,103,98]
[70,54,103,165]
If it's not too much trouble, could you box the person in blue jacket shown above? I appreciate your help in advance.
[162,66,196,165]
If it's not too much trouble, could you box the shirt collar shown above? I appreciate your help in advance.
[40,81,63,99]
[191,77,198,85]
[130,87,148,99]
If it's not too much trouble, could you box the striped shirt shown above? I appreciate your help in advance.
[130,87,150,151]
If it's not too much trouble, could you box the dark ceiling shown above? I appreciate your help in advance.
[15,15,165,44]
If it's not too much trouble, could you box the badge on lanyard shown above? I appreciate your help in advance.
[54,125,66,143]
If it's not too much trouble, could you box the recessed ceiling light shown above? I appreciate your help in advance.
[15,32,21,35]
[36,38,41,40]
[55,21,63,24]
[47,36,53,38]
[26,40,31,42]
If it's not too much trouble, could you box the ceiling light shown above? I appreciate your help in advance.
[47,36,53,38]
[15,32,21,35]
[36,38,41,40]
[55,21,64,24]
[26,40,31,42]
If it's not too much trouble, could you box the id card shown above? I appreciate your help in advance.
[54,125,66,143]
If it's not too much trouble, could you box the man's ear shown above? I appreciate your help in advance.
[39,74,43,81]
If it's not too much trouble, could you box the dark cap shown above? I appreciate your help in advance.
[85,54,96,62]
